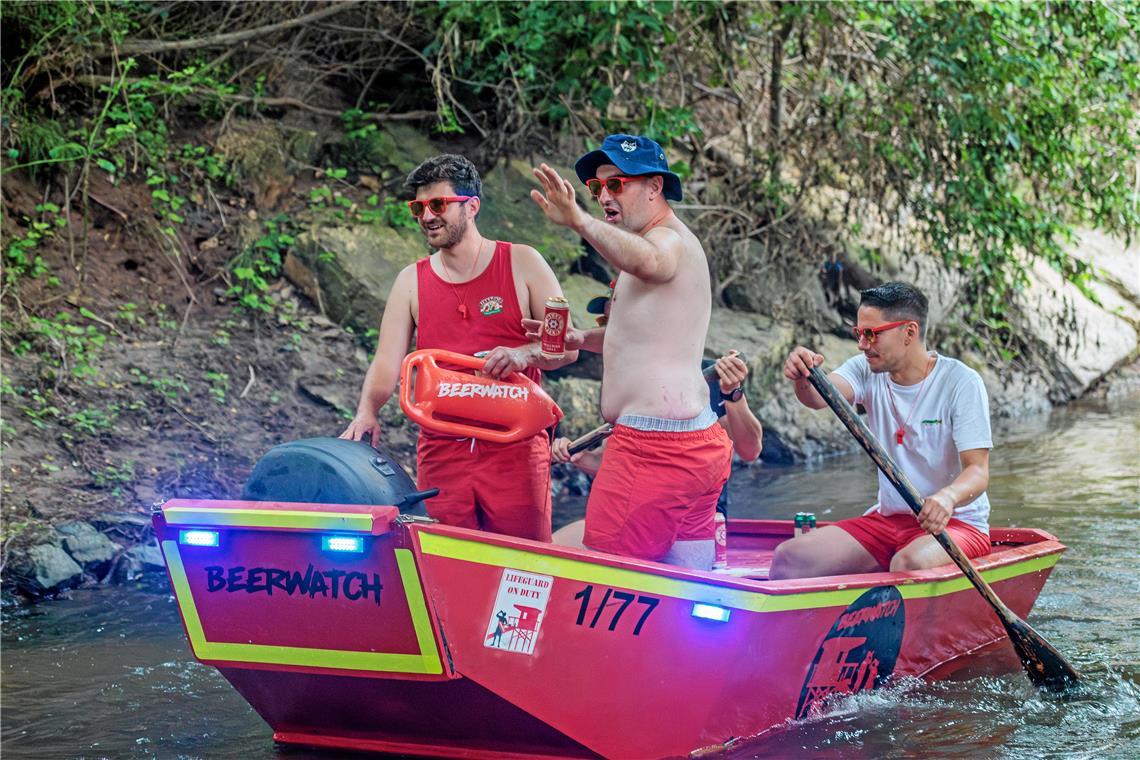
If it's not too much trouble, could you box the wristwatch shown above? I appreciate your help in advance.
[724,386,744,403]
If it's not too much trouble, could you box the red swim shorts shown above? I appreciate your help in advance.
[835,511,991,570]
[416,431,552,542]
[583,423,732,562]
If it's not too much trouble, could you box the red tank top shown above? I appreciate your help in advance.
[415,240,540,384]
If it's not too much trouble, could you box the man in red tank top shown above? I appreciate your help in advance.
[340,154,578,541]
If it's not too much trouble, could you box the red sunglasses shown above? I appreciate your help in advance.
[407,196,473,218]
[852,320,912,344]
[585,175,645,198]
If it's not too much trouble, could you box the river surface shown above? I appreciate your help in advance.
[4,393,1138,759]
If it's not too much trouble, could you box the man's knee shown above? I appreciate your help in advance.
[888,542,948,572]
[769,537,812,580]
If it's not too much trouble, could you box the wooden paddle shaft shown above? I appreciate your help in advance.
[564,354,746,456]
[806,365,1080,689]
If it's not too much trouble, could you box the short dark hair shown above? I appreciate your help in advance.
[859,281,929,334]
[405,154,482,198]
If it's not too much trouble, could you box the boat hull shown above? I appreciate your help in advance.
[154,500,1064,759]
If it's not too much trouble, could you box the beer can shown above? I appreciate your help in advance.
[794,513,805,538]
[802,512,816,534]
[541,296,570,358]
[713,512,728,569]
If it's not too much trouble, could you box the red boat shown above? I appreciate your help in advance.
[154,489,1065,759]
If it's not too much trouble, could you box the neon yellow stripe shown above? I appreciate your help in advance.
[396,549,445,674]
[418,533,1060,613]
[164,507,374,532]
[162,540,442,674]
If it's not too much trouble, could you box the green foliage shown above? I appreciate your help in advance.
[4,203,64,287]
[227,215,296,313]
[205,371,229,405]
[820,1,1139,326]
[7,312,107,380]
[422,0,715,145]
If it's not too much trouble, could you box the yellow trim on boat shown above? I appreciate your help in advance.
[163,507,376,532]
[417,533,1060,613]
[162,541,442,674]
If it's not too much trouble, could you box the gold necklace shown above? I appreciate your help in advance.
[439,239,488,320]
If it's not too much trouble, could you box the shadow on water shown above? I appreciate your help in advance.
[2,395,1137,758]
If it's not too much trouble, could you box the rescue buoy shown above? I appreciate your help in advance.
[399,349,563,443]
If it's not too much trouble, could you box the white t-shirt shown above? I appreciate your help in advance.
[834,353,993,533]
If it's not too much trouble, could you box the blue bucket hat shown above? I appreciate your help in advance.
[574,134,683,202]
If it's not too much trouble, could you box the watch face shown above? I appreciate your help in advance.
[726,387,744,402]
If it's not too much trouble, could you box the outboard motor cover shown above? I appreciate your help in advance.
[243,437,425,515]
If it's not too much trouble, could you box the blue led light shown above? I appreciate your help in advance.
[322,535,365,553]
[179,529,220,547]
[691,603,731,622]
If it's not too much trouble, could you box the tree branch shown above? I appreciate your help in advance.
[103,2,361,57]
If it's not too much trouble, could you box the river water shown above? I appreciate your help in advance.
[3,393,1138,759]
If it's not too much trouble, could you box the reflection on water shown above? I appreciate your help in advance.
[3,395,1138,759]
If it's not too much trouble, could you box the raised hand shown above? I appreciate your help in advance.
[530,163,585,229]
[715,351,749,394]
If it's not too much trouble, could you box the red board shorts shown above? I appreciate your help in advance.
[583,416,732,562]
[416,431,552,542]
[836,511,992,570]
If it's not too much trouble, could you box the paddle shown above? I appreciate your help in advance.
[565,353,746,456]
[806,365,1081,691]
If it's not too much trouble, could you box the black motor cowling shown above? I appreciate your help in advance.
[242,437,428,515]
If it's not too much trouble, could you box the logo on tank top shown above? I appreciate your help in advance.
[795,585,905,720]
[479,295,504,316]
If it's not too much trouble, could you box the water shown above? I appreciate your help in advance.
[4,395,1137,759]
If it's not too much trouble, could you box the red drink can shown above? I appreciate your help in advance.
[541,296,570,358]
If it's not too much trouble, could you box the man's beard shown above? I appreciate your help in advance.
[428,215,468,250]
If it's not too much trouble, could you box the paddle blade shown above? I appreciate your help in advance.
[1003,614,1082,691]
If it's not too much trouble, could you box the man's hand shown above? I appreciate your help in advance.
[340,416,381,448]
[783,346,824,381]
[480,346,529,380]
[522,318,587,351]
[715,351,749,394]
[918,490,955,534]
[530,163,586,230]
[551,437,582,464]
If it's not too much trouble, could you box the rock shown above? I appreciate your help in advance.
[125,542,166,573]
[478,158,587,275]
[705,309,797,399]
[286,223,425,333]
[752,332,864,460]
[11,544,84,593]
[1018,247,1139,400]
[57,521,119,566]
[546,377,602,438]
[216,120,295,209]
[965,351,1053,418]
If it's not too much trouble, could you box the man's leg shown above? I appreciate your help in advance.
[888,535,951,572]
[662,540,714,570]
[769,526,880,580]
[552,519,586,549]
[890,520,991,572]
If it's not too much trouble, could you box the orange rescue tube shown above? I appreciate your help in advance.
[399,349,563,443]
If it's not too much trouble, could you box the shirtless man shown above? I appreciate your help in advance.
[530,134,732,568]
[341,154,577,541]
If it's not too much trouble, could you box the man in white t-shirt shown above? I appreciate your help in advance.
[770,282,993,580]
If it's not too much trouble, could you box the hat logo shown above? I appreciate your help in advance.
[620,140,637,153]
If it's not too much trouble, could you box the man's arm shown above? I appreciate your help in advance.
[530,163,681,283]
[916,448,990,534]
[479,245,580,379]
[783,345,854,408]
[339,267,416,446]
[713,353,763,462]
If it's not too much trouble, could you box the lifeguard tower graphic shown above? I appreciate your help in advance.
[795,585,905,720]
[484,569,553,656]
